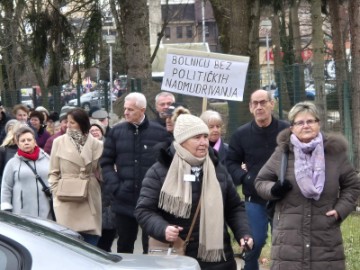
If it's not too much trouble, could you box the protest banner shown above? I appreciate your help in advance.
[161,48,249,102]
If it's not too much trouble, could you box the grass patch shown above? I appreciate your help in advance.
[232,212,360,270]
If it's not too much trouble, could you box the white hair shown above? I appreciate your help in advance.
[125,92,147,109]
[155,92,175,104]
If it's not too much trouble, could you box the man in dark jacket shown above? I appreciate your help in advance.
[153,92,175,127]
[100,92,170,254]
[226,89,289,270]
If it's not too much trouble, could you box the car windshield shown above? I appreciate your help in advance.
[0,212,121,263]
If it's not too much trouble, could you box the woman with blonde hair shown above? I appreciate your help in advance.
[200,110,228,164]
[0,121,27,190]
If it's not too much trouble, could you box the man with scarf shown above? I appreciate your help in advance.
[135,111,253,270]
[226,89,289,270]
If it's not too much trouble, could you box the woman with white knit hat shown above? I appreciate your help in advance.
[135,109,253,270]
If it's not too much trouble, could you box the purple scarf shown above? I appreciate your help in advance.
[290,133,326,200]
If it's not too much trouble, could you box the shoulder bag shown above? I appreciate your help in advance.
[24,161,56,221]
[56,169,89,202]
[148,197,201,256]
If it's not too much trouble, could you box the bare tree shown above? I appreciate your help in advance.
[349,0,360,170]
[311,0,327,130]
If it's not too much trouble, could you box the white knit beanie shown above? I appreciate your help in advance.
[174,114,209,144]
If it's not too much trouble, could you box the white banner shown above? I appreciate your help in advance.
[161,48,249,101]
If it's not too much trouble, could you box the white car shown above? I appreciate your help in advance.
[68,91,117,111]
[0,211,200,270]
[21,95,34,108]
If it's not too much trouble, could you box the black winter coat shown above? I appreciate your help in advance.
[135,144,251,267]
[100,116,170,217]
[226,117,289,205]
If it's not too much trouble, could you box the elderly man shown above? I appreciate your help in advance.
[101,92,170,254]
[154,92,175,127]
[226,89,289,270]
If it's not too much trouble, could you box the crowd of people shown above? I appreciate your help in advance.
[0,89,359,270]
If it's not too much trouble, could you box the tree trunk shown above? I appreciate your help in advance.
[272,13,292,112]
[328,0,348,133]
[290,0,306,101]
[118,0,152,92]
[226,0,254,138]
[311,0,327,130]
[349,0,360,170]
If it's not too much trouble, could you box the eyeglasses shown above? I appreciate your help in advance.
[292,119,319,127]
[250,100,270,107]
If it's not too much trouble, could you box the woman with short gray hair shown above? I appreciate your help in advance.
[255,101,360,270]
[1,126,52,219]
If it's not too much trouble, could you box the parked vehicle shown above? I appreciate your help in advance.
[21,95,34,108]
[68,91,117,111]
[273,88,315,100]
[0,211,200,270]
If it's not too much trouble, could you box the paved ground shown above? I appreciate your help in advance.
[111,229,268,270]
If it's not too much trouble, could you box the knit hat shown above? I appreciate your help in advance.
[35,106,49,116]
[173,114,209,144]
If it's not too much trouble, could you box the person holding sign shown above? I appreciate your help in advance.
[136,111,253,270]
[226,89,289,270]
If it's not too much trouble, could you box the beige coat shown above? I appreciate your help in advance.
[49,134,103,236]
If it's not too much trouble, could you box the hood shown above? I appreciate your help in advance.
[277,128,349,154]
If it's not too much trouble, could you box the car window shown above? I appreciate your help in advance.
[0,234,32,270]
[2,214,121,263]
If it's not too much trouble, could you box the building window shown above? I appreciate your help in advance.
[205,25,209,37]
[186,26,193,38]
[176,26,183,39]
[165,27,171,39]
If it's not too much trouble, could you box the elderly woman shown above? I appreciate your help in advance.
[89,120,105,141]
[255,101,360,270]
[135,110,253,270]
[1,126,52,219]
[200,110,228,164]
[48,108,103,246]
[29,111,51,149]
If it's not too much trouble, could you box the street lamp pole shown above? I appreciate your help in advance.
[260,19,272,91]
[105,35,115,115]
[109,43,113,115]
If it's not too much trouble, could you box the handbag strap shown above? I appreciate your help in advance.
[24,160,51,198]
[184,196,201,244]
[279,151,289,185]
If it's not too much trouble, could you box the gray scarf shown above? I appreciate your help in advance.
[159,142,225,262]
[290,133,326,200]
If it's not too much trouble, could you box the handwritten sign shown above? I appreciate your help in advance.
[161,48,249,101]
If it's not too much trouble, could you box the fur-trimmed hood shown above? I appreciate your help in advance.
[276,128,349,155]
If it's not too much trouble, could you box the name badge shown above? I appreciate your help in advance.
[183,174,196,182]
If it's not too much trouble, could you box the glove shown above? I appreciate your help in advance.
[271,179,293,198]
